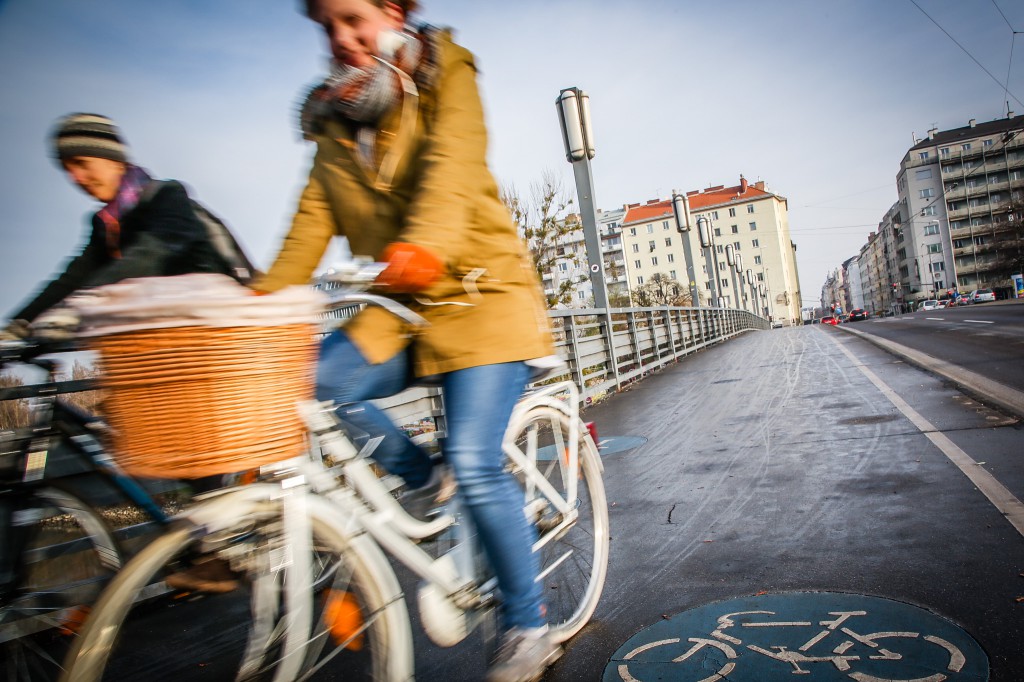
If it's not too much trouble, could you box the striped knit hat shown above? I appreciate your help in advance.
[51,113,128,163]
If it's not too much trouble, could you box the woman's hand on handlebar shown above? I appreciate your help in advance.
[376,242,443,293]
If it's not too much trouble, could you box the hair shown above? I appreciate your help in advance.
[302,0,419,18]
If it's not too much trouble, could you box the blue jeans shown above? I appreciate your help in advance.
[316,331,546,629]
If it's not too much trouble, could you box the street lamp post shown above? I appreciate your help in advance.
[746,268,757,316]
[556,87,608,309]
[556,86,619,389]
[671,191,702,310]
[725,245,741,310]
[734,252,747,312]
[696,215,721,307]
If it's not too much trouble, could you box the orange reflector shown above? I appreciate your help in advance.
[59,605,91,636]
[585,421,598,444]
[323,589,365,650]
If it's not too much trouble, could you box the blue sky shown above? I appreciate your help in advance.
[2,0,1022,317]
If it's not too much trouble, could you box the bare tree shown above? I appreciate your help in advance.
[0,374,30,429]
[503,171,586,308]
[630,273,692,307]
[61,360,102,414]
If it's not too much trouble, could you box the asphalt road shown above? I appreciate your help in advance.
[838,300,1024,394]
[412,322,1024,681]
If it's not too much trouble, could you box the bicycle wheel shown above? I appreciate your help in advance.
[505,405,609,642]
[60,491,411,682]
[2,484,122,682]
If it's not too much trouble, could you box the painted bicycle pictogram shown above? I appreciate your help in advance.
[607,593,987,682]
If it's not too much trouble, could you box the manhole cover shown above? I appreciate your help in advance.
[604,591,988,681]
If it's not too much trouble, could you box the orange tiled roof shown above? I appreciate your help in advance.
[622,199,673,225]
[620,178,775,225]
[685,182,771,211]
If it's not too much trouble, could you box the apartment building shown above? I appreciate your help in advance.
[536,176,802,324]
[685,177,803,325]
[898,113,1024,301]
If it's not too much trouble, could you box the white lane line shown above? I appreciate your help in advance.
[963,320,994,324]
[925,317,945,321]
[831,338,1024,538]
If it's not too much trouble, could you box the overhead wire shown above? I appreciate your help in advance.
[908,0,1024,110]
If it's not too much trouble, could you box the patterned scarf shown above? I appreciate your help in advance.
[299,26,439,139]
[96,164,152,258]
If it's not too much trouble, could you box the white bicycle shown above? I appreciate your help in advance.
[59,282,610,681]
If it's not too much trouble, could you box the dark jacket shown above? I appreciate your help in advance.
[12,181,231,322]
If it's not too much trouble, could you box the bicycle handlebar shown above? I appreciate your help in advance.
[315,262,429,328]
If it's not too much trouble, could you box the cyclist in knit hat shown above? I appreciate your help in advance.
[2,113,236,339]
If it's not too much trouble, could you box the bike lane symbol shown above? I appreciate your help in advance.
[603,592,988,681]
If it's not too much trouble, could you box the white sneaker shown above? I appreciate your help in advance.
[486,626,562,682]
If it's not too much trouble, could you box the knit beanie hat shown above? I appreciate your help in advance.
[51,113,128,163]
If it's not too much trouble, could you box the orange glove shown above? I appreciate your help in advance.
[376,242,444,293]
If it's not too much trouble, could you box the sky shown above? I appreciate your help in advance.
[1,0,1023,318]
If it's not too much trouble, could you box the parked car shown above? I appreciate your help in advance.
[847,308,868,321]
[936,300,949,308]
[919,300,940,311]
[970,288,996,303]
[821,316,839,325]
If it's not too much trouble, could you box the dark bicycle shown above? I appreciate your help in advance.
[1,340,174,681]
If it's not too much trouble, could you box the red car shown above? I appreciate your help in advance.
[820,316,839,325]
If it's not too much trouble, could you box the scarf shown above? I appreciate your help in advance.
[299,26,440,139]
[96,164,152,258]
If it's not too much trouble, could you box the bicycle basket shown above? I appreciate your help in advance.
[72,275,326,479]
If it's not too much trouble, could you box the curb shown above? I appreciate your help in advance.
[835,324,1024,420]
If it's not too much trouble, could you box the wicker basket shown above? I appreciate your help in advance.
[89,323,318,479]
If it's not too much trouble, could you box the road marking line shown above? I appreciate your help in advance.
[963,320,994,324]
[831,338,1024,538]
[925,317,944,321]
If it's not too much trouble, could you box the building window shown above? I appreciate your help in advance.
[712,211,719,219]
[721,279,729,288]
[915,169,932,180]
[921,205,936,216]
[649,240,656,252]
[923,224,939,236]
[919,151,930,160]
[714,228,722,237]
[757,272,764,281]
[630,227,636,236]
[729,207,736,217]
[558,262,567,272]
[670,270,677,279]
[733,242,741,251]
[637,276,644,285]
[940,147,950,157]
[747,204,755,213]
[717,245,724,254]
[927,243,942,254]
[665,237,672,247]
[749,221,757,231]
[731,225,739,234]
[668,253,675,263]
[754,255,762,265]
[651,257,658,266]
[752,239,759,248]
[983,139,994,147]
[930,261,945,272]
[662,221,670,230]
[646,224,654,234]
[632,243,639,253]
[919,188,934,199]
[634,260,642,269]
[961,143,971,151]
